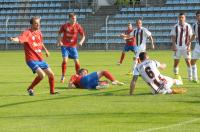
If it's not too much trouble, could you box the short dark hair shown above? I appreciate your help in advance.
[136,18,142,23]
[127,22,132,25]
[196,11,200,16]
[30,17,40,24]
[78,68,88,75]
[69,13,76,18]
[179,13,185,16]
[139,52,147,61]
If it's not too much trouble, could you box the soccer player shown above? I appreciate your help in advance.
[130,52,185,95]
[8,17,57,96]
[118,23,137,65]
[188,11,200,83]
[68,68,124,89]
[171,13,193,81]
[57,13,85,83]
[129,19,155,74]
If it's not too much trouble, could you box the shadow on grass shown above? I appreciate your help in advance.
[0,81,30,84]
[0,88,133,108]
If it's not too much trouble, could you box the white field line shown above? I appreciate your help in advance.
[137,118,200,132]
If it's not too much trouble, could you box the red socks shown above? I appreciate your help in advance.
[120,52,125,64]
[62,62,67,76]
[75,62,80,73]
[49,75,55,94]
[102,70,115,81]
[28,76,42,89]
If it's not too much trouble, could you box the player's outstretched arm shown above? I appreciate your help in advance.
[8,37,19,43]
[130,75,138,95]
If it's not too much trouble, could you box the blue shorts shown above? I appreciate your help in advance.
[61,46,78,59]
[123,45,138,54]
[80,72,99,89]
[27,61,49,73]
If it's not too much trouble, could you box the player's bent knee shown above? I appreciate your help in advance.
[38,73,45,79]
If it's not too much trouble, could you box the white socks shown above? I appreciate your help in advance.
[173,67,179,75]
[132,60,138,74]
[192,64,198,81]
[187,67,192,81]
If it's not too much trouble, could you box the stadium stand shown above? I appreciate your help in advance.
[0,0,93,49]
[0,0,199,50]
[87,0,200,49]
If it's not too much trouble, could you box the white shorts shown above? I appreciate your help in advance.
[158,76,174,94]
[192,47,200,60]
[136,46,146,58]
[173,48,191,59]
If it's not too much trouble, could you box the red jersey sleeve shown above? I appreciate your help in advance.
[77,24,84,36]
[18,30,29,44]
[69,75,77,83]
[59,24,65,34]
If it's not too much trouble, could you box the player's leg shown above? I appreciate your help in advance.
[97,70,124,85]
[69,47,80,73]
[118,51,125,65]
[191,50,199,82]
[191,59,198,82]
[182,49,192,81]
[129,47,140,75]
[61,46,69,83]
[26,61,46,96]
[158,75,184,94]
[132,46,139,71]
[168,76,186,94]
[43,68,57,94]
[61,57,68,83]
[118,45,127,65]
[27,68,45,96]
[185,58,192,81]
[74,59,80,74]
[173,50,181,79]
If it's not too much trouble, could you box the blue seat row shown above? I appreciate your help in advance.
[166,0,200,4]
[114,12,195,19]
[121,6,200,12]
[0,0,68,2]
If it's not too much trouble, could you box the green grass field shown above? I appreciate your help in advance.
[0,50,200,132]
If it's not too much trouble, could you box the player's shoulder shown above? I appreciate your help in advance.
[21,28,32,35]
[141,27,148,30]
[185,22,192,27]
[75,23,83,28]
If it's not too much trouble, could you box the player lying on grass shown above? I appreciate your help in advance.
[130,52,186,95]
[8,17,57,96]
[68,68,124,89]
